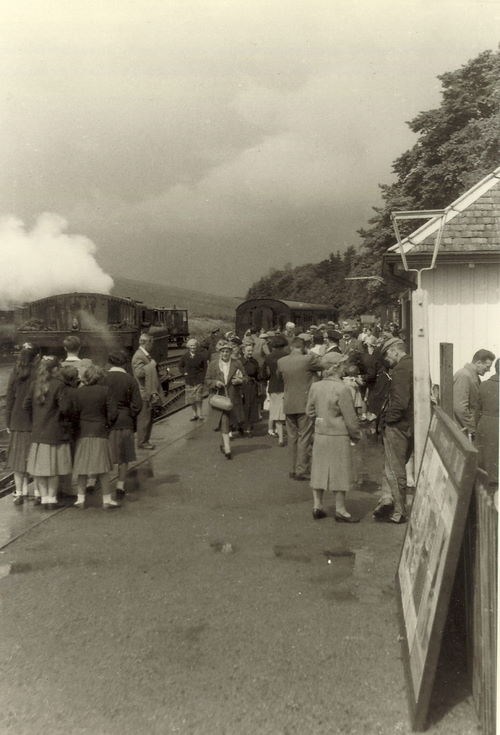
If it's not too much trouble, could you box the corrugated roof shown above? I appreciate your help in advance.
[387,167,500,255]
[237,298,333,311]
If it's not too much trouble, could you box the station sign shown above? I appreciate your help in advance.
[396,406,478,731]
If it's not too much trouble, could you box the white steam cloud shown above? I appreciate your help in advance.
[0,213,113,309]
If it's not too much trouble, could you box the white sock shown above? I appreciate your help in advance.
[116,481,125,490]
[87,478,96,488]
[41,496,50,505]
[76,494,85,504]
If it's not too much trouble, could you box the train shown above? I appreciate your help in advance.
[235,298,338,335]
[12,292,186,383]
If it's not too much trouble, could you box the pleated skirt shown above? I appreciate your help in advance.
[27,442,72,477]
[7,431,32,473]
[310,434,354,493]
[108,428,136,464]
[73,437,113,475]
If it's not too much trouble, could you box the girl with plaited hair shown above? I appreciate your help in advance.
[25,356,73,510]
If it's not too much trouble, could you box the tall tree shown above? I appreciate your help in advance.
[247,48,499,316]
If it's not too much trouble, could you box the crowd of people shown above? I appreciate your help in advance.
[5,321,497,524]
[5,335,159,510]
[184,319,498,523]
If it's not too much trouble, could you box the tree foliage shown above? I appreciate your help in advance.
[246,48,500,316]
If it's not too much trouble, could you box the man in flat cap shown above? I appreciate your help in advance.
[373,337,413,524]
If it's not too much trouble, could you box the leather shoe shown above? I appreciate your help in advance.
[294,474,310,481]
[289,472,296,479]
[102,501,121,510]
[190,416,199,421]
[46,502,60,511]
[372,502,394,520]
[225,452,232,460]
[138,442,156,450]
[13,495,24,506]
[388,513,407,524]
[312,508,327,520]
[334,512,360,523]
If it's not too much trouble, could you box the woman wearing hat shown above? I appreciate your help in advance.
[205,341,246,459]
[178,338,208,421]
[306,351,361,521]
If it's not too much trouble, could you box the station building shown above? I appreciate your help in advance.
[384,167,500,385]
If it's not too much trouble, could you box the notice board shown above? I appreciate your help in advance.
[396,406,478,731]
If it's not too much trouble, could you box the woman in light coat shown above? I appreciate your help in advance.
[205,341,246,459]
[306,351,361,521]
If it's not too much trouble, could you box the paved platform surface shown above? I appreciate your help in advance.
[0,404,479,734]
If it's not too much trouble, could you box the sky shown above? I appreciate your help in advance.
[1,0,498,298]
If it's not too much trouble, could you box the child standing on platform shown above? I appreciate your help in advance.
[25,356,73,509]
[6,344,39,505]
[71,364,118,509]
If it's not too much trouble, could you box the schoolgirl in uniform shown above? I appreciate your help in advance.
[71,363,118,509]
[25,356,73,509]
[6,344,39,505]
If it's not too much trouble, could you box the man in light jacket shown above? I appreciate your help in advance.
[132,333,163,449]
[277,338,320,480]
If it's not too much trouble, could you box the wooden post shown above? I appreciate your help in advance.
[412,287,431,476]
[439,343,454,418]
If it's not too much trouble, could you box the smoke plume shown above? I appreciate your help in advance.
[0,213,114,309]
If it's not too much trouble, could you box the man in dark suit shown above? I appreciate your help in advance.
[278,338,320,480]
[373,337,413,524]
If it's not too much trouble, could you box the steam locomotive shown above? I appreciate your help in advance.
[13,292,185,383]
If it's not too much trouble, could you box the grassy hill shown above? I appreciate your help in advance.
[111,276,241,337]
[112,276,241,319]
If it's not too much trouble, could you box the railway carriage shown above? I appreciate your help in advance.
[235,298,338,335]
[152,307,189,347]
[14,292,171,381]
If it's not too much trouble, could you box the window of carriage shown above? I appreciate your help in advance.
[108,299,122,324]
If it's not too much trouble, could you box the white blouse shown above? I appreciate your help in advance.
[218,359,230,385]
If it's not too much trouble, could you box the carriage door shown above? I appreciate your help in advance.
[260,306,274,331]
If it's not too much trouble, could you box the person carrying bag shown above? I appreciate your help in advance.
[205,340,245,459]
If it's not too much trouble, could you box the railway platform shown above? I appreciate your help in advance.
[0,404,479,734]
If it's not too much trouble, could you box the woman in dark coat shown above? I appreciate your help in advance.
[476,358,499,485]
[240,341,261,435]
[5,344,39,505]
[262,334,289,445]
[103,350,143,497]
[205,340,246,459]
[178,338,208,421]
[71,363,118,509]
[25,356,73,510]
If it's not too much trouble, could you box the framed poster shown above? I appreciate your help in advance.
[396,406,478,731]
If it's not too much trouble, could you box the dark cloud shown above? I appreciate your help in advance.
[1,1,497,293]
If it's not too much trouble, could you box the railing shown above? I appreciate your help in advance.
[470,472,497,735]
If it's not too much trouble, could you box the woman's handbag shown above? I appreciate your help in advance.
[209,387,233,412]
